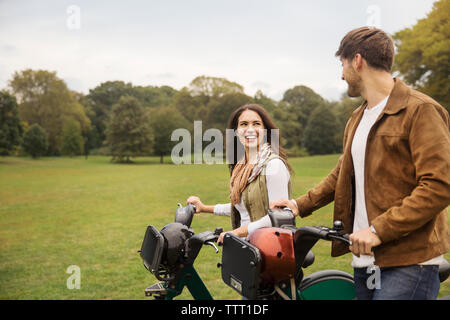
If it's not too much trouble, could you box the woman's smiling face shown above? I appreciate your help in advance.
[236,109,265,149]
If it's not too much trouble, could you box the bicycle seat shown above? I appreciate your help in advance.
[439,259,450,283]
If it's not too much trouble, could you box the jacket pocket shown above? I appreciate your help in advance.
[369,134,413,174]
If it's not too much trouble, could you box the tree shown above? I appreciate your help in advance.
[61,120,84,156]
[9,69,91,155]
[273,101,303,150]
[22,124,49,158]
[86,81,134,149]
[189,76,244,99]
[150,106,190,163]
[174,77,251,137]
[253,90,277,116]
[133,85,178,108]
[393,0,450,111]
[206,92,253,132]
[0,91,24,155]
[332,94,364,150]
[277,85,328,149]
[72,91,98,158]
[173,87,205,123]
[303,105,340,155]
[87,82,179,149]
[282,85,328,127]
[104,95,152,163]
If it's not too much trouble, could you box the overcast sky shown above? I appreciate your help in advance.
[0,0,437,102]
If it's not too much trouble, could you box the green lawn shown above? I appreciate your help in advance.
[0,155,448,299]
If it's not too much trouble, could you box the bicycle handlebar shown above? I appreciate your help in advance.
[184,227,223,264]
[142,203,355,286]
[167,204,351,271]
[294,225,351,246]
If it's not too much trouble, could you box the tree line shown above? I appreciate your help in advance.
[0,0,447,162]
[0,71,363,162]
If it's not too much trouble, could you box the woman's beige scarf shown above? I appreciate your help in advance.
[229,143,272,205]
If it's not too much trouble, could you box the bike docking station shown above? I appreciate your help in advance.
[137,203,450,317]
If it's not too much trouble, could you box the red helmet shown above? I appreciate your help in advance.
[248,227,296,283]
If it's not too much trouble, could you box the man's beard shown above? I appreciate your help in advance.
[346,70,362,97]
[347,83,361,97]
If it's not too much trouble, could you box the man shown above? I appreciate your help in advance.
[271,26,450,300]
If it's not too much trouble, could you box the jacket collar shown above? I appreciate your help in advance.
[351,77,410,117]
[382,78,410,115]
[344,78,410,163]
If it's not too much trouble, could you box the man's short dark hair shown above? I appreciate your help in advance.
[335,26,395,72]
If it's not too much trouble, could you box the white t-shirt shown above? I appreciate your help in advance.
[351,96,443,268]
[213,158,290,234]
[351,96,389,268]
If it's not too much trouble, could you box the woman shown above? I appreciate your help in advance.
[186,103,293,243]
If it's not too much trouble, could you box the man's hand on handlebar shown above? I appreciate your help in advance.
[269,198,299,217]
[349,227,382,257]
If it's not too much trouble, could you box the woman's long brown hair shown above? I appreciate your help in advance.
[226,103,293,175]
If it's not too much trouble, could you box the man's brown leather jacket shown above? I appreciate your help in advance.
[295,79,450,267]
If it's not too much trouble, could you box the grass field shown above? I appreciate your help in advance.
[0,155,448,299]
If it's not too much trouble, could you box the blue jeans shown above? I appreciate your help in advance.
[354,265,440,300]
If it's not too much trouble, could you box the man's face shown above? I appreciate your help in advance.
[341,57,362,97]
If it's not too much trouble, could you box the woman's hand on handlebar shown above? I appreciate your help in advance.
[186,196,204,213]
[269,198,299,216]
[217,232,226,245]
[218,231,237,246]
[217,225,249,245]
[187,196,216,214]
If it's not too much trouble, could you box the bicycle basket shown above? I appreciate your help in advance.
[140,225,165,274]
[221,233,262,299]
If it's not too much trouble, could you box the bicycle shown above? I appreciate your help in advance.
[138,203,360,300]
